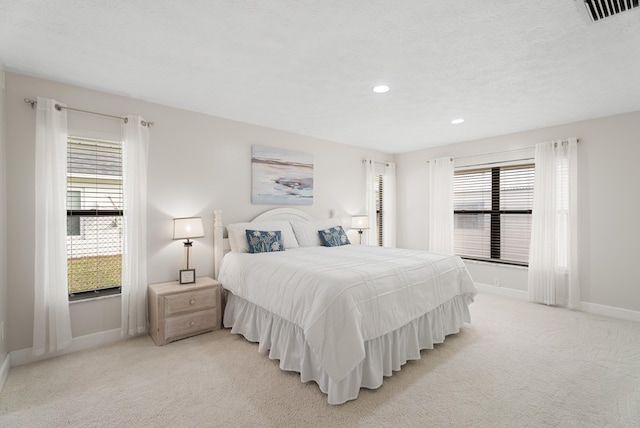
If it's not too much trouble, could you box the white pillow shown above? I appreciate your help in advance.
[227,221,299,253]
[290,218,343,247]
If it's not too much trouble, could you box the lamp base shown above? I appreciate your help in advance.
[182,240,193,270]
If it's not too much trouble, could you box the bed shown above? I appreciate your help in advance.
[213,208,477,405]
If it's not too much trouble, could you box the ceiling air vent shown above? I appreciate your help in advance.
[577,0,640,22]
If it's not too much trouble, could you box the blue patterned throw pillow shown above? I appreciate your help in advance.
[318,226,351,247]
[245,230,284,253]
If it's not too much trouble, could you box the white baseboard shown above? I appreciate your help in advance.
[580,301,640,323]
[9,327,124,367]
[476,283,640,323]
[0,352,10,392]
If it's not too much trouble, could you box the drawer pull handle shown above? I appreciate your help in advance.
[190,321,195,326]
[190,299,196,305]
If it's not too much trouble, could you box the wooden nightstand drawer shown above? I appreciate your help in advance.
[165,308,218,341]
[164,288,216,316]
[148,276,222,346]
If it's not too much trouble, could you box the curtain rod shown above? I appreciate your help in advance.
[426,158,454,163]
[362,159,390,166]
[428,138,581,164]
[24,98,154,127]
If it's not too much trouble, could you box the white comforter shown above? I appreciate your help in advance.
[218,245,477,383]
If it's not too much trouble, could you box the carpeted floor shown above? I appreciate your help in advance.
[1,292,639,427]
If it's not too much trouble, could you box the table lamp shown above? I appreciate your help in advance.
[350,215,370,245]
[173,217,204,284]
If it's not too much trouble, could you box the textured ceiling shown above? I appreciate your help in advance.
[1,1,639,153]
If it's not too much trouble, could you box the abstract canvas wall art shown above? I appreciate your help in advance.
[252,145,313,205]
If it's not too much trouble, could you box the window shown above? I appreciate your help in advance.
[66,137,123,300]
[453,164,534,265]
[366,160,395,247]
[374,174,383,246]
[66,190,81,236]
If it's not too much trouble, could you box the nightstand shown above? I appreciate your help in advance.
[148,276,221,346]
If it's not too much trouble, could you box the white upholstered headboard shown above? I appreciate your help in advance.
[212,208,319,279]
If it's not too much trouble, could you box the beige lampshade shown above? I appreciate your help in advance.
[350,215,370,230]
[173,217,205,240]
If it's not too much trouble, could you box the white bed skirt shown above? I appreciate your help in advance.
[224,292,474,405]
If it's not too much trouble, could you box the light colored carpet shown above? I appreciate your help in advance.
[1,292,639,427]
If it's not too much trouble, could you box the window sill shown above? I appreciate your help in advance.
[69,290,121,304]
[462,258,529,270]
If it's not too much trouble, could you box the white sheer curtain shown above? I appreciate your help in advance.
[427,157,454,254]
[528,138,579,309]
[382,162,396,247]
[121,116,149,336]
[33,97,72,356]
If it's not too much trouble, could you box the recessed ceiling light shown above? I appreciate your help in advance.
[373,85,390,94]
[451,118,465,124]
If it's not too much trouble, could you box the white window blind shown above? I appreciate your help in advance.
[453,164,534,265]
[66,137,123,299]
[375,174,383,246]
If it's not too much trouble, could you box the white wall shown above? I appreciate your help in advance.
[396,111,640,313]
[0,66,9,373]
[5,72,393,353]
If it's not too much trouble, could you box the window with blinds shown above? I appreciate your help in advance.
[374,175,384,246]
[453,164,534,265]
[67,137,123,300]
